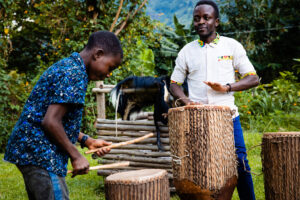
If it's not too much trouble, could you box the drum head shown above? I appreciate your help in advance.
[106,169,167,184]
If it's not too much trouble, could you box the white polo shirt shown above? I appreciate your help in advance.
[171,36,256,117]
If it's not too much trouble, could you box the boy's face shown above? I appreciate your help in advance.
[88,53,122,81]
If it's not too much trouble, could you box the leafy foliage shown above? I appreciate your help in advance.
[219,0,300,82]
[0,69,31,151]
[235,71,300,132]
[0,0,161,151]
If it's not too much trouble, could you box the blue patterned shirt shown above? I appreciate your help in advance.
[4,52,88,177]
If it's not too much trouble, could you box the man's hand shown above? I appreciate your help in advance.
[85,138,111,157]
[70,154,89,178]
[203,81,228,93]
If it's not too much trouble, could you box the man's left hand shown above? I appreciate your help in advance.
[204,81,228,93]
[85,138,111,157]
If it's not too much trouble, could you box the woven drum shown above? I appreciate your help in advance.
[262,132,300,200]
[105,169,170,200]
[168,105,237,200]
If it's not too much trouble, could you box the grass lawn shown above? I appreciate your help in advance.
[0,132,265,200]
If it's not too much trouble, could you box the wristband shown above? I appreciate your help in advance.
[80,135,89,149]
[226,83,231,93]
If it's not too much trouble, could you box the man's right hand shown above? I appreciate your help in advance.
[70,154,89,178]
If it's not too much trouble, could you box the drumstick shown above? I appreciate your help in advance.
[67,161,130,174]
[85,132,154,154]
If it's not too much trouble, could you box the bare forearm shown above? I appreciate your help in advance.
[170,83,191,105]
[230,75,259,91]
[42,120,81,160]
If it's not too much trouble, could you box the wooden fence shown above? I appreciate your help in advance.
[93,81,174,191]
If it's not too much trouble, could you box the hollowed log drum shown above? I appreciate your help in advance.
[262,132,300,200]
[105,169,170,200]
[168,105,238,200]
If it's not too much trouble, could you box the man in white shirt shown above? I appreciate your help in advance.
[170,1,259,199]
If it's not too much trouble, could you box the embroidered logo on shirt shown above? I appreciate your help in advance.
[218,55,233,61]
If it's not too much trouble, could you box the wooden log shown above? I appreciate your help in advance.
[102,84,115,88]
[92,87,158,94]
[96,166,173,173]
[92,88,112,93]
[96,81,106,119]
[96,123,169,132]
[98,136,170,144]
[99,159,172,169]
[97,119,165,126]
[86,133,154,154]
[101,154,172,164]
[98,130,169,138]
[108,149,171,157]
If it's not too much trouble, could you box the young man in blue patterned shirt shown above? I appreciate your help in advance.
[4,31,123,200]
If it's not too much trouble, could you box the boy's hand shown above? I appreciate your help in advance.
[85,138,111,157]
[70,154,89,178]
[203,81,229,93]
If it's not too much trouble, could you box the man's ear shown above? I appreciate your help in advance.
[215,18,220,28]
[93,48,104,60]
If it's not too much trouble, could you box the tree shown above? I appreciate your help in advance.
[0,0,161,151]
[219,0,300,82]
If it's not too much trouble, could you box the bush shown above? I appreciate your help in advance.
[235,71,300,132]
[0,69,31,152]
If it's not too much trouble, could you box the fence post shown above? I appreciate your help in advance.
[96,81,106,119]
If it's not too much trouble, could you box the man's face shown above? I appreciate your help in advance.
[88,53,122,81]
[193,4,219,38]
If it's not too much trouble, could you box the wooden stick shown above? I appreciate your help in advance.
[85,133,154,154]
[67,161,130,174]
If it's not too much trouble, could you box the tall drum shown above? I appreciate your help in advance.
[105,169,170,200]
[168,105,237,200]
[262,132,300,200]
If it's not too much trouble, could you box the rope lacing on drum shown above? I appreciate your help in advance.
[171,150,190,165]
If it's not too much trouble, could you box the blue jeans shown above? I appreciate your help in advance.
[233,116,256,200]
[17,165,69,200]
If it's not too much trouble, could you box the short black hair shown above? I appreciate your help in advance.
[195,0,219,19]
[85,31,123,58]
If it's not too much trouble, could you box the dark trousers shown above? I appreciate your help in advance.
[233,116,256,200]
[17,165,69,200]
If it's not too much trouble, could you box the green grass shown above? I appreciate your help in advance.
[1,132,265,200]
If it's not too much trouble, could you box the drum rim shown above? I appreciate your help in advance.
[263,132,300,137]
[168,105,232,113]
[105,169,168,184]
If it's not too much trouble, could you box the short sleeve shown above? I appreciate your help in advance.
[233,42,256,76]
[171,50,187,84]
[50,69,86,105]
